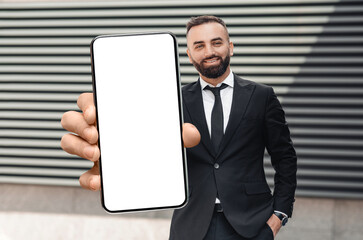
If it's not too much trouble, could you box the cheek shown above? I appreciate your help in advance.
[224,47,232,57]
[215,48,229,58]
[188,55,194,63]
[190,52,203,63]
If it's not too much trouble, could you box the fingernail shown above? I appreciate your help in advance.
[89,177,99,191]
[84,107,91,119]
[84,145,95,159]
[83,127,92,139]
[84,106,95,123]
[89,180,96,191]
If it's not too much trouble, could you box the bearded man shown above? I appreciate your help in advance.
[61,15,297,240]
[168,16,297,240]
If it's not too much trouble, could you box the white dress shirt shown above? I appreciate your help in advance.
[199,71,234,137]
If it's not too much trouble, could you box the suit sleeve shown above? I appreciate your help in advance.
[264,87,297,217]
[182,89,192,124]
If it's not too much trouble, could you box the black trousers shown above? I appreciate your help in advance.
[203,205,274,240]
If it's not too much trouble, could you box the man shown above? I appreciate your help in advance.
[61,15,296,240]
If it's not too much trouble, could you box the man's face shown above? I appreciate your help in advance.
[186,22,233,79]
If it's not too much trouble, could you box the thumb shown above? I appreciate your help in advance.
[182,123,201,148]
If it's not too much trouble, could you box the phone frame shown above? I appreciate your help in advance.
[90,32,188,213]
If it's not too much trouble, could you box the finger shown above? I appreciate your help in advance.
[61,133,100,161]
[61,111,98,144]
[77,92,96,125]
[182,123,201,148]
[79,162,101,191]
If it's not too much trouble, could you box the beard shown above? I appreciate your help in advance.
[191,54,230,79]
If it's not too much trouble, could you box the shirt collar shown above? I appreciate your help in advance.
[200,70,234,90]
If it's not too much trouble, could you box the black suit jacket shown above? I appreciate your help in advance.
[169,74,297,240]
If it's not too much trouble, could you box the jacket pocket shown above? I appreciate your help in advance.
[244,182,271,195]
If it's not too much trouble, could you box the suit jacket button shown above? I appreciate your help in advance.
[214,163,220,169]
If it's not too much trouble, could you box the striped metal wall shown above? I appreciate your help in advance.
[0,0,362,198]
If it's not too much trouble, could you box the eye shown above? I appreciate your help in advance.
[195,44,204,50]
[213,41,222,46]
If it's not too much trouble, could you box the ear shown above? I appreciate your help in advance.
[186,48,193,64]
[229,41,234,56]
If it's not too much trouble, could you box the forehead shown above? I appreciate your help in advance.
[187,22,228,45]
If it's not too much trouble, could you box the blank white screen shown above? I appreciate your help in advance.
[92,33,187,212]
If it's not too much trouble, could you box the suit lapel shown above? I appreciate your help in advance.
[216,74,256,159]
[183,80,216,158]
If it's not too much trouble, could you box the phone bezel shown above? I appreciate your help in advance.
[90,32,188,214]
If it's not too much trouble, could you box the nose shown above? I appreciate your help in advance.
[204,44,215,58]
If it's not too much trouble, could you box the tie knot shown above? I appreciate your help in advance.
[204,83,228,96]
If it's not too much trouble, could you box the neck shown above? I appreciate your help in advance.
[200,67,231,87]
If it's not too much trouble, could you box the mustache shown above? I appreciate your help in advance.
[202,55,222,62]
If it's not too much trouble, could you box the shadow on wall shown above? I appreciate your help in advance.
[286,0,363,199]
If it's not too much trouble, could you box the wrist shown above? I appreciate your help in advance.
[274,211,288,226]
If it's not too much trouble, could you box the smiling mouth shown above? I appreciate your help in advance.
[203,57,220,64]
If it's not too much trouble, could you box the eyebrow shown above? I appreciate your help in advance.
[211,37,223,42]
[193,41,204,45]
[193,37,224,46]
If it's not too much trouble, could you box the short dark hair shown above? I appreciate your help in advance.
[186,15,229,37]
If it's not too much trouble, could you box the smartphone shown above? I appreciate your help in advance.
[90,32,188,213]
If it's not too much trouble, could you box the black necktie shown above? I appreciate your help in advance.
[204,83,228,152]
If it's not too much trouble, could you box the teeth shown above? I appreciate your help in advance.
[206,59,217,63]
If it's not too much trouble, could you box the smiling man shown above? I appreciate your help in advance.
[60,15,297,240]
[168,16,297,240]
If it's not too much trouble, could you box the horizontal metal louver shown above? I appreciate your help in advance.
[1,0,362,199]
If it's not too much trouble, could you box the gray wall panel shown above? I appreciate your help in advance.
[0,0,362,199]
